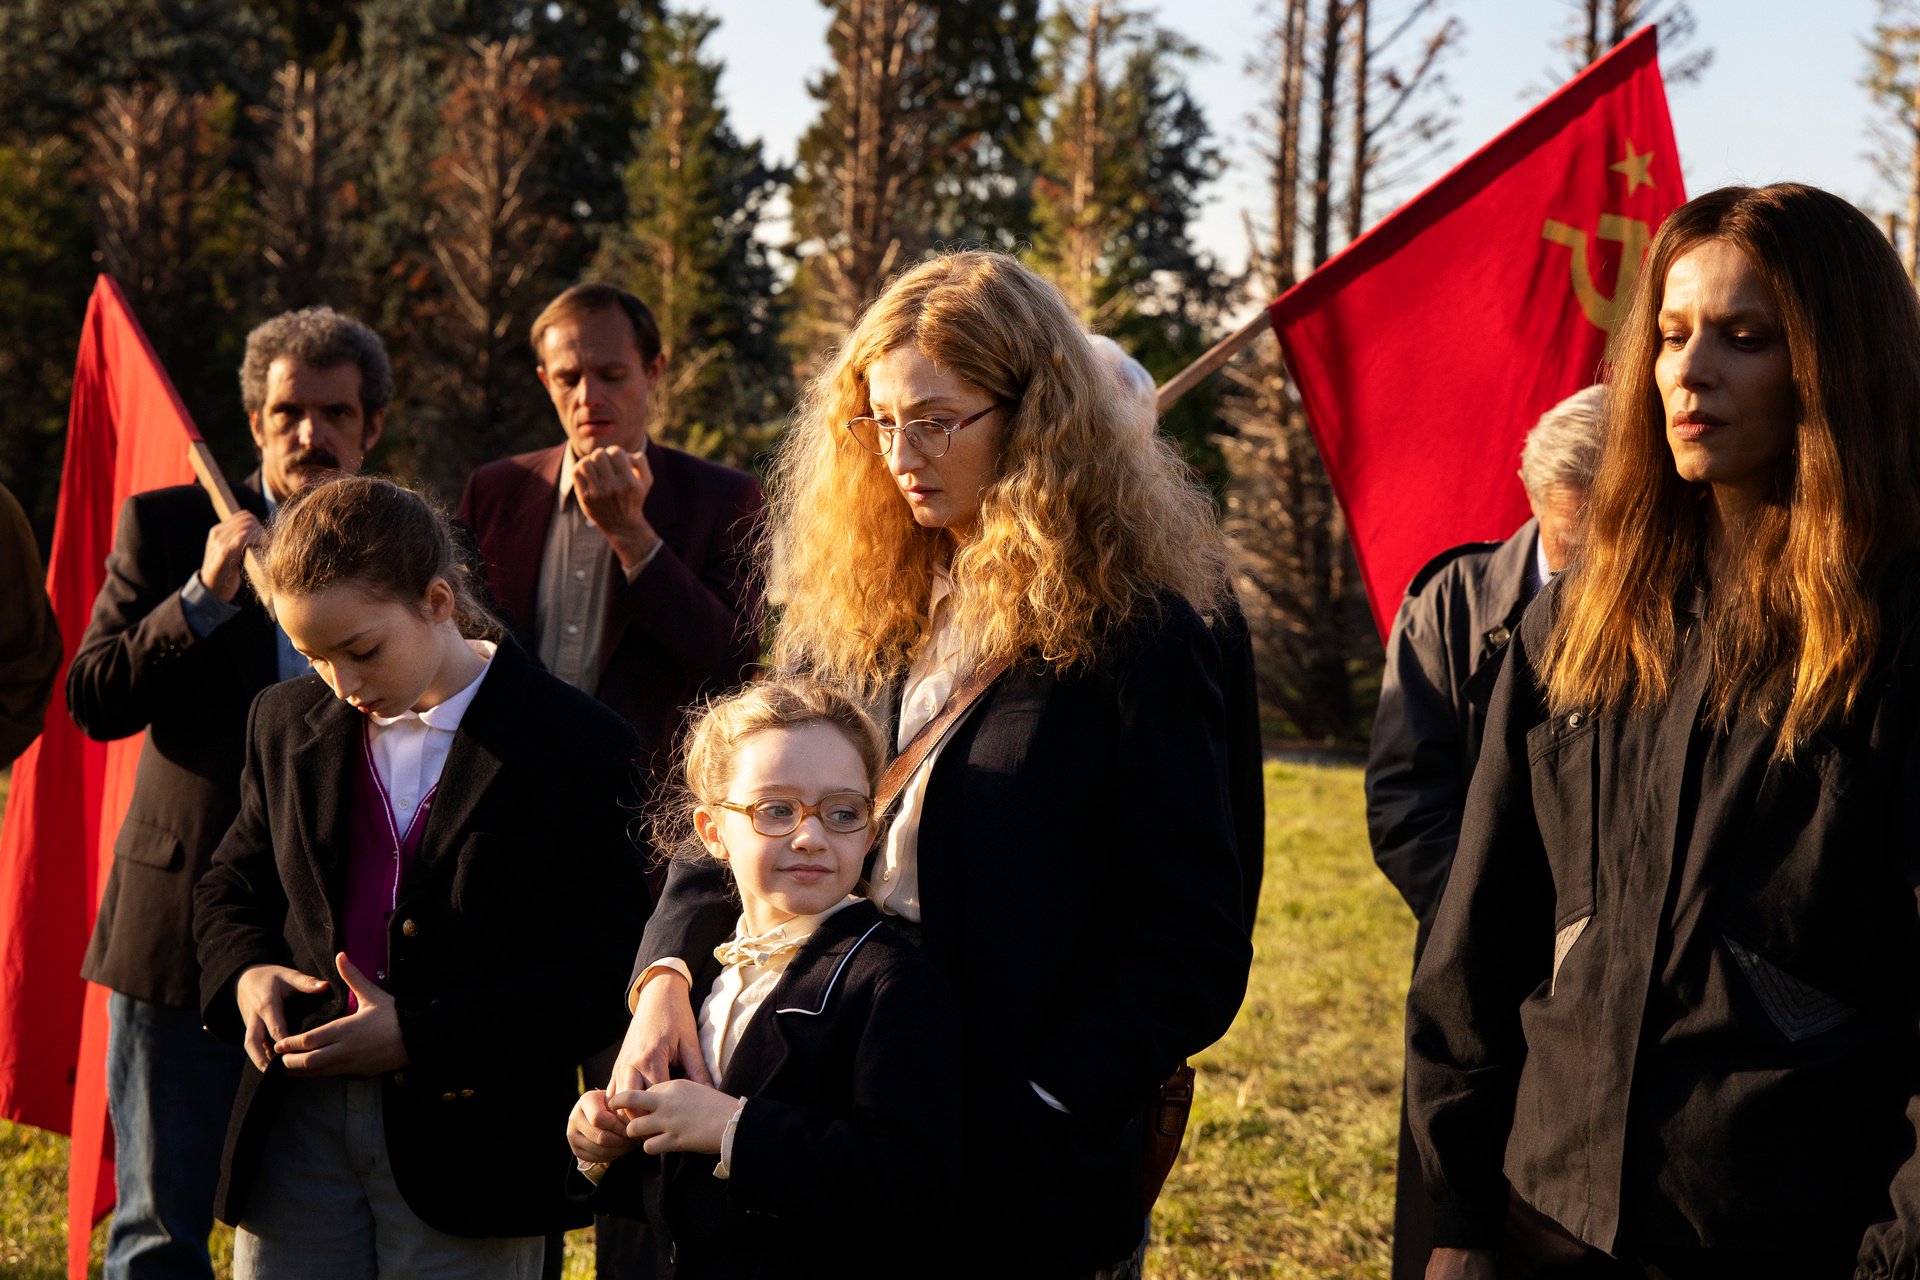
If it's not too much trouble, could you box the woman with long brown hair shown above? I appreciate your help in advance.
[606,250,1258,1276]
[1408,183,1920,1279]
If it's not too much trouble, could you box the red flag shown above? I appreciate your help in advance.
[0,276,202,1276]
[1270,27,1684,639]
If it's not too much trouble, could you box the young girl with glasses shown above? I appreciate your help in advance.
[191,475,648,1279]
[566,677,961,1278]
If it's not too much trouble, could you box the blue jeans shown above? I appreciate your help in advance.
[105,990,245,1280]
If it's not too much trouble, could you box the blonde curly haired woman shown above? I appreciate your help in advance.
[607,251,1258,1277]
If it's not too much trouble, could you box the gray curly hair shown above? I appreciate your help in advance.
[239,307,394,418]
[1519,383,1607,496]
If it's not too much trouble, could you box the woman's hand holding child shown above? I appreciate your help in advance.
[609,969,712,1092]
[611,1081,739,1155]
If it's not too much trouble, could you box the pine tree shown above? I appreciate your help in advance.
[1864,0,1920,279]
[250,62,369,313]
[0,0,279,144]
[787,0,1044,356]
[1555,0,1711,85]
[0,141,93,543]
[922,0,1044,250]
[1218,0,1461,739]
[83,83,259,471]
[1024,2,1227,462]
[592,10,790,468]
[405,36,575,500]
[788,0,944,355]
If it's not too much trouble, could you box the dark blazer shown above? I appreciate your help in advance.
[1408,582,1920,1269]
[68,474,278,1008]
[638,599,1256,1272]
[587,901,962,1279]
[193,639,651,1238]
[457,440,765,781]
[1366,518,1538,935]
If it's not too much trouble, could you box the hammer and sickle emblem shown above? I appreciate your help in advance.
[1541,214,1651,332]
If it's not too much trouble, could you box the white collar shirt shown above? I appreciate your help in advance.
[867,566,972,925]
[364,640,497,815]
[697,896,861,1084]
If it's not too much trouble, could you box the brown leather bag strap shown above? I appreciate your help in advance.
[874,658,1011,819]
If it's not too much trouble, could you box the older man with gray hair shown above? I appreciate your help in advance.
[1364,382,1607,1280]
[68,306,393,1280]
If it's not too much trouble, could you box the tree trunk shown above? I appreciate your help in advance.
[1278,0,1306,290]
[1346,0,1369,242]
[1063,1,1103,318]
[1309,0,1344,269]
[1907,41,1920,281]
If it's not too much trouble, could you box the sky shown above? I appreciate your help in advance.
[703,0,1892,280]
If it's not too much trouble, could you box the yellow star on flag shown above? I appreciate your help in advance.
[1611,141,1654,195]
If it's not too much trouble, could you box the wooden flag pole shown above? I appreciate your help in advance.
[186,440,268,587]
[1153,307,1274,415]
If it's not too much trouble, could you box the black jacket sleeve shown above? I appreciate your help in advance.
[194,693,297,1038]
[1403,603,1556,1250]
[1366,580,1470,926]
[67,492,211,741]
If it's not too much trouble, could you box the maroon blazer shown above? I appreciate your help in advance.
[457,439,764,782]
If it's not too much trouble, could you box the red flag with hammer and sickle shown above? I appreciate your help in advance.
[1270,26,1683,640]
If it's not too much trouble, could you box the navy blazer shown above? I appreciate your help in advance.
[637,598,1257,1271]
[588,901,962,1279]
[193,639,651,1238]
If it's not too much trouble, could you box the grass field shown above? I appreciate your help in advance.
[0,761,1412,1278]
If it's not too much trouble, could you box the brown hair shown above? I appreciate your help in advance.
[1544,183,1920,754]
[766,250,1231,693]
[253,474,502,640]
[529,282,664,365]
[656,677,887,866]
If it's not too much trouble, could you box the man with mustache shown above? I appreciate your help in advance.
[67,306,391,1280]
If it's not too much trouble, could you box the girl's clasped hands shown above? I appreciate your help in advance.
[569,1080,740,1160]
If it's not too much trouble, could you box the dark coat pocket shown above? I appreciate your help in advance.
[114,816,184,870]
[1724,935,1856,1041]
[1525,711,1599,928]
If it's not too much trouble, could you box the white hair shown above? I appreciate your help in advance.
[1520,383,1607,495]
[1086,333,1158,441]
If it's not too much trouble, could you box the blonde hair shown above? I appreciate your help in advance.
[1545,184,1920,755]
[767,251,1230,691]
[657,677,887,865]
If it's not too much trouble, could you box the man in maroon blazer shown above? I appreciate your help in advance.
[459,283,764,793]
[459,283,763,1279]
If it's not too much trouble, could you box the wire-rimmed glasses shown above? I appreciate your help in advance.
[842,404,1001,459]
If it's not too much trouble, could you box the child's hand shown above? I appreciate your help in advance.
[568,1089,643,1164]
[613,1080,740,1155]
[235,963,331,1071]
[273,953,409,1077]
